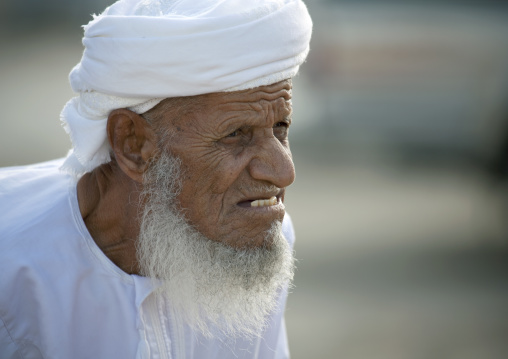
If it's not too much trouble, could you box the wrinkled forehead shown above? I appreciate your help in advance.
[195,80,293,127]
[147,79,293,126]
[218,79,292,101]
[204,80,291,111]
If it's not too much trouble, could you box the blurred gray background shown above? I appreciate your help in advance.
[1,0,508,358]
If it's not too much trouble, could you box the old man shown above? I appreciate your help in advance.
[0,0,312,358]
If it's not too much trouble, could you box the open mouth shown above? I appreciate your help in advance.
[237,196,278,208]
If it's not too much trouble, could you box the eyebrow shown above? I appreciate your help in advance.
[215,110,291,136]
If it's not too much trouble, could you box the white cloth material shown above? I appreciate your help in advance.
[0,159,295,359]
[61,94,163,176]
[60,0,312,177]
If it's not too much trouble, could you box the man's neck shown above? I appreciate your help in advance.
[76,161,142,275]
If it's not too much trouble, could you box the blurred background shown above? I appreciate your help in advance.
[1,0,508,358]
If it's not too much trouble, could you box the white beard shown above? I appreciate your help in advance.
[137,152,295,338]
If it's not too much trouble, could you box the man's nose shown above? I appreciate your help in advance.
[248,134,295,188]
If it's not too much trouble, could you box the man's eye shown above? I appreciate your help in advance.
[226,130,239,138]
[222,126,250,142]
[273,122,289,141]
[274,122,288,128]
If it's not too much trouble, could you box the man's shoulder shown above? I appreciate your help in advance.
[0,158,70,198]
[0,158,67,184]
[0,160,140,358]
[0,158,75,243]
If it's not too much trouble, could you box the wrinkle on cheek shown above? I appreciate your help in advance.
[197,193,224,226]
[204,154,232,193]
[198,148,247,195]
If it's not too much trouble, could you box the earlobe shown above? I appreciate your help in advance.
[107,109,157,183]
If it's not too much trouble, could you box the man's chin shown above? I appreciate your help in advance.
[206,220,283,250]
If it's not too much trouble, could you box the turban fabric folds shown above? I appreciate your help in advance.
[60,0,313,176]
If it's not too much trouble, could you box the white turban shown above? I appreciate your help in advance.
[60,0,313,176]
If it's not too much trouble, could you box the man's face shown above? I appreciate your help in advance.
[158,80,295,249]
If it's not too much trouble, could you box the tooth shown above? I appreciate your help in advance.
[250,196,278,207]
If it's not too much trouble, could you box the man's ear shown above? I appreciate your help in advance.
[107,109,157,183]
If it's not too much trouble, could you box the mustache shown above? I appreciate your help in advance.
[237,183,281,195]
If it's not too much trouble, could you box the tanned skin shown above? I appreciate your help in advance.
[77,108,157,274]
[76,80,295,275]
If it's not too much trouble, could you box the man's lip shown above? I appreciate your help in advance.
[236,200,286,216]
[236,190,284,208]
[237,196,278,208]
